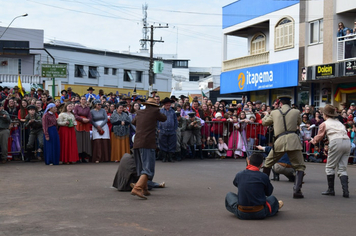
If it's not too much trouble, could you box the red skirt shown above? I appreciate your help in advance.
[59,126,79,163]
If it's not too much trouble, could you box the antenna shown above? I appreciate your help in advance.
[141,3,148,50]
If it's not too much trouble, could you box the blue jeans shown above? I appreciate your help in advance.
[134,148,156,180]
[225,192,279,220]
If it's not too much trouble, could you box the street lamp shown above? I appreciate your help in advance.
[0,13,28,39]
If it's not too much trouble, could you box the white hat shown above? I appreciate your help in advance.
[215,112,222,118]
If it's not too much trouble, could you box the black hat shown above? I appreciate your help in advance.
[255,100,262,104]
[188,112,196,118]
[219,99,228,105]
[179,95,187,100]
[227,107,237,113]
[61,89,67,94]
[3,86,10,90]
[87,87,95,91]
[27,105,37,110]
[175,111,181,117]
[170,95,177,101]
[161,97,174,104]
[136,98,145,102]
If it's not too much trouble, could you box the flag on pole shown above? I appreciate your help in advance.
[18,75,24,96]
[188,93,193,103]
[201,89,206,98]
[170,87,175,98]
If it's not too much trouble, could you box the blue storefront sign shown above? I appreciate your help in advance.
[220,60,299,94]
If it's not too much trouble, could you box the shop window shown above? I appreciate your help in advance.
[310,19,323,44]
[275,17,294,51]
[251,33,266,55]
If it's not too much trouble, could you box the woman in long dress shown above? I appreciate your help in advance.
[57,102,79,164]
[129,102,140,148]
[73,96,92,162]
[227,115,245,158]
[110,103,131,162]
[90,100,111,163]
[42,103,60,165]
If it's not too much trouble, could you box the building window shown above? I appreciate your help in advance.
[88,66,100,78]
[275,17,294,51]
[310,19,323,44]
[251,33,266,55]
[173,60,188,68]
[75,64,86,78]
[189,75,200,82]
[104,67,109,75]
[112,68,117,75]
[18,59,22,74]
[123,70,134,82]
[136,71,142,83]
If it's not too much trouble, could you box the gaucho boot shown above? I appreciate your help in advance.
[321,175,335,196]
[293,171,305,199]
[131,174,148,199]
[168,152,174,163]
[197,145,203,160]
[340,175,349,198]
[161,151,167,162]
[271,169,280,181]
[190,146,196,159]
[262,167,271,178]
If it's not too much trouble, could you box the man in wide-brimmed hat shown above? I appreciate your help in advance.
[311,104,351,198]
[158,97,178,162]
[85,87,97,101]
[262,95,306,199]
[29,88,38,99]
[131,97,167,199]
[60,90,68,103]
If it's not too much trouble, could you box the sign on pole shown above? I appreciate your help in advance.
[41,64,67,78]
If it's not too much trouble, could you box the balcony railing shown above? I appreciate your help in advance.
[222,51,269,72]
[0,74,42,84]
[337,35,356,61]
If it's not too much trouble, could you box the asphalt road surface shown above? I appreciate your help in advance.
[1,159,355,236]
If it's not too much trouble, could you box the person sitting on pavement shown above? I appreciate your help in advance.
[256,144,295,182]
[225,153,283,220]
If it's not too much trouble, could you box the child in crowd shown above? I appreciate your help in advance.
[211,112,227,141]
[309,145,322,163]
[24,105,43,161]
[217,137,228,159]
[300,120,316,160]
[227,115,245,158]
[320,144,328,163]
[204,137,217,159]
[246,116,258,151]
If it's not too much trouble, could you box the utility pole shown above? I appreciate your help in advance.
[140,24,168,93]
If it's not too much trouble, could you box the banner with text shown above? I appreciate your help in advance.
[220,60,298,94]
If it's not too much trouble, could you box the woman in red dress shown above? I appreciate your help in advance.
[57,102,79,164]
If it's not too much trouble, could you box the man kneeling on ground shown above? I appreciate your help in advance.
[225,153,283,220]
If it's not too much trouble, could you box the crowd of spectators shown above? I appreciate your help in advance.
[1,84,356,165]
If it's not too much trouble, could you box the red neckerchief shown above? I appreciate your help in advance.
[246,165,260,171]
[192,107,200,118]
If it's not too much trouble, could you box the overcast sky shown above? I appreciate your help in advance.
[1,0,246,67]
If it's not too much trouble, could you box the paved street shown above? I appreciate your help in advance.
[1,159,356,236]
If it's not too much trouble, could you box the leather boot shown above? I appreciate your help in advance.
[271,169,279,181]
[340,175,349,198]
[176,151,182,161]
[293,171,304,199]
[161,151,167,162]
[197,145,203,159]
[262,167,271,178]
[131,174,148,199]
[321,175,335,196]
[168,152,174,163]
[190,146,196,159]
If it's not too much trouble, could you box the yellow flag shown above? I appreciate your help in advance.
[188,93,193,103]
[18,75,24,96]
